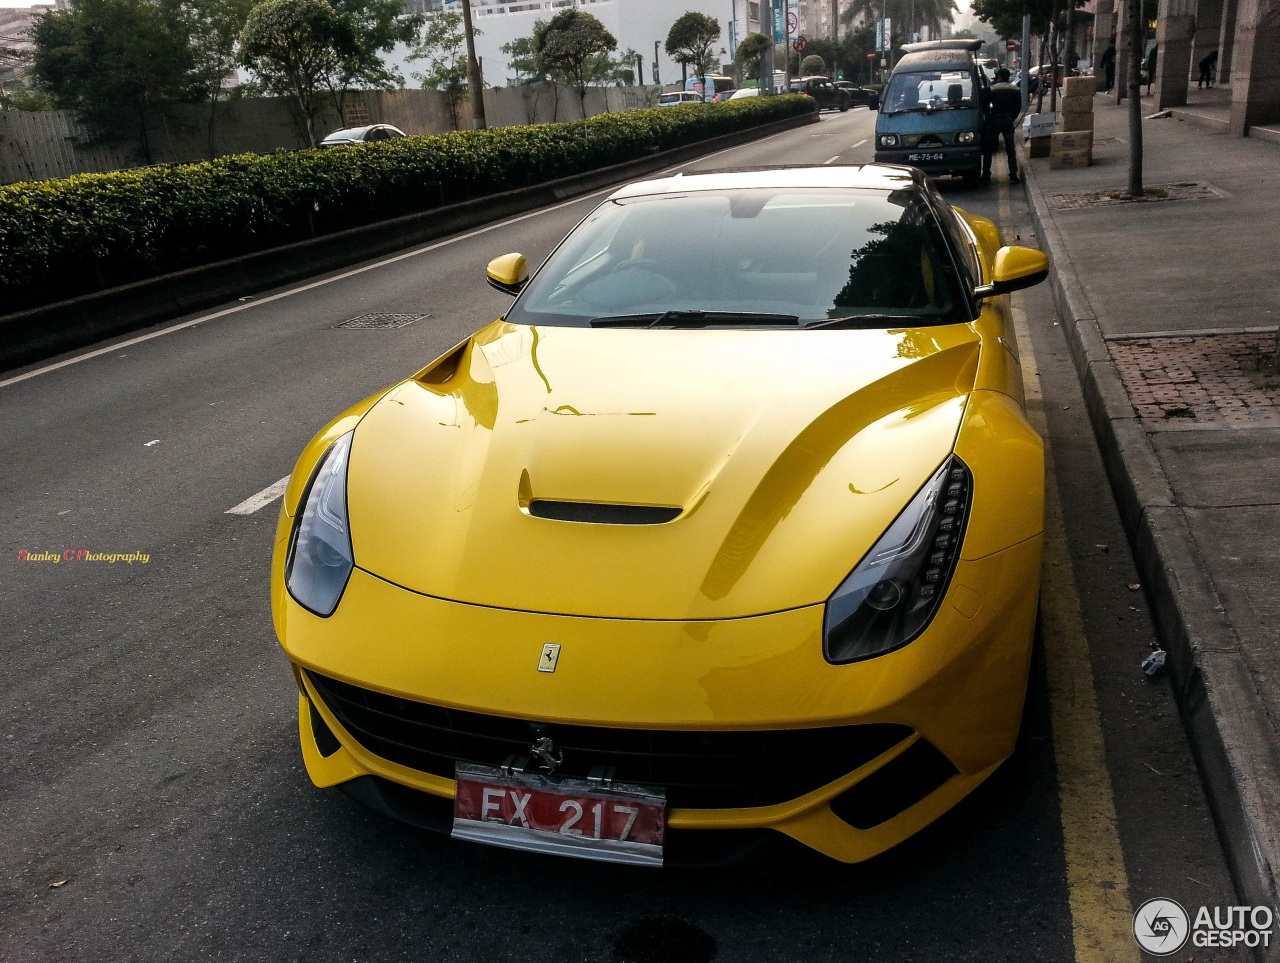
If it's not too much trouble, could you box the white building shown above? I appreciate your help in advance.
[408,0,767,88]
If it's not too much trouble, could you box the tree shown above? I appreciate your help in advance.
[800,54,826,76]
[183,0,255,157]
[501,33,542,84]
[534,9,616,118]
[29,0,196,163]
[612,47,641,86]
[239,0,357,147]
[664,11,719,91]
[325,0,423,118]
[409,11,473,129]
[733,31,770,82]
[840,0,958,44]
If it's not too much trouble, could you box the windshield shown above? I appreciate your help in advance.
[505,188,969,328]
[882,69,977,112]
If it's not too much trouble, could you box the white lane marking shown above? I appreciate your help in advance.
[852,138,868,149]
[824,154,841,164]
[225,476,290,516]
[143,439,160,447]
[0,125,807,392]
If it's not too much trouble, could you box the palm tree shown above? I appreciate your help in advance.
[840,0,959,44]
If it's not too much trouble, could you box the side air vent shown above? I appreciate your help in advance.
[528,500,681,525]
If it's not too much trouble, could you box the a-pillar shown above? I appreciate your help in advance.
[1155,0,1196,108]
[1228,0,1280,132]
[1191,0,1224,80]
[1218,0,1238,81]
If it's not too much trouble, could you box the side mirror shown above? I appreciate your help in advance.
[974,245,1049,298]
[486,253,528,295]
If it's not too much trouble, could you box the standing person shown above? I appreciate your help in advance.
[981,67,1023,184]
[1198,49,1218,87]
[1145,44,1158,94]
[1100,40,1117,92]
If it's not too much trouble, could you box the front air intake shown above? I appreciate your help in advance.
[528,500,681,525]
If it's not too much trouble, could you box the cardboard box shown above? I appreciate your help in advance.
[1058,94,1094,116]
[1051,129,1093,153]
[1024,112,1057,138]
[1059,110,1095,132]
[1062,75,1096,98]
[1028,135,1052,158]
[1049,148,1092,169]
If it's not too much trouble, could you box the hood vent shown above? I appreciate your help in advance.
[529,500,681,525]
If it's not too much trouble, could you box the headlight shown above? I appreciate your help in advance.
[823,456,972,664]
[957,130,977,144]
[878,134,899,147]
[286,431,355,617]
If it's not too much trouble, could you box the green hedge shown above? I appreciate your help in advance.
[0,96,815,312]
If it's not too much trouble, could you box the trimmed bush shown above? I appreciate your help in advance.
[0,96,815,312]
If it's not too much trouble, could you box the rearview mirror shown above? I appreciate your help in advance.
[486,253,528,295]
[973,245,1049,298]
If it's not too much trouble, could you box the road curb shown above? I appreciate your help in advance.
[0,111,818,374]
[1018,147,1280,946]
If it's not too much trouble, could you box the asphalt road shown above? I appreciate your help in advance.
[0,108,1247,963]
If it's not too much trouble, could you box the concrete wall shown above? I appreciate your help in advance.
[0,84,662,185]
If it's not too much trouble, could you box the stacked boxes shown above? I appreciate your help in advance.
[1052,76,1095,168]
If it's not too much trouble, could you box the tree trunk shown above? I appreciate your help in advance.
[1127,0,1144,197]
[137,101,153,165]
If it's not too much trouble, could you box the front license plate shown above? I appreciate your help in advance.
[908,152,946,162]
[452,763,666,866]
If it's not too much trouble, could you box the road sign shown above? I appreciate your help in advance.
[787,10,798,33]
[867,52,877,60]
[793,35,807,52]
[1006,39,1019,51]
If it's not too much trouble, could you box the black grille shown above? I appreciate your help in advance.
[829,738,958,829]
[307,671,911,809]
[529,500,681,525]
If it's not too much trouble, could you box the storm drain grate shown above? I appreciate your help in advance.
[335,313,429,329]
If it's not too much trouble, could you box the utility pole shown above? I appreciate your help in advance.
[460,0,486,129]
[761,0,775,92]
[636,52,644,86]
[654,40,661,87]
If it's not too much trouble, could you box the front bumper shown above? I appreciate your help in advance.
[873,146,982,177]
[276,531,1041,864]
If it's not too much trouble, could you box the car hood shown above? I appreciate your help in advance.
[346,321,978,620]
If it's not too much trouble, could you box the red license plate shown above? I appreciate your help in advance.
[452,763,666,866]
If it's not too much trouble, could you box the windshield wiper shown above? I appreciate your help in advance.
[803,314,949,329]
[589,310,801,328]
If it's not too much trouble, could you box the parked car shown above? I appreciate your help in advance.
[274,164,1051,867]
[833,79,881,110]
[789,75,852,111]
[727,87,761,99]
[319,124,406,147]
[658,91,704,106]
[875,39,990,185]
[711,88,737,102]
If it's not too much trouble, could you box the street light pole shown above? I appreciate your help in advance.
[761,0,775,92]
[460,0,487,130]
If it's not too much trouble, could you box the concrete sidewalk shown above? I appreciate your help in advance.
[1017,94,1280,942]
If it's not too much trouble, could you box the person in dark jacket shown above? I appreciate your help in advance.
[1145,44,1158,94]
[1198,49,1218,87]
[981,67,1023,184]
[1100,40,1117,92]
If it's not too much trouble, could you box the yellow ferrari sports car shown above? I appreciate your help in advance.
[271,165,1049,866]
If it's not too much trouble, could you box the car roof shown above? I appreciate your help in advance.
[901,39,983,53]
[324,126,374,138]
[608,165,924,200]
[892,49,978,72]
